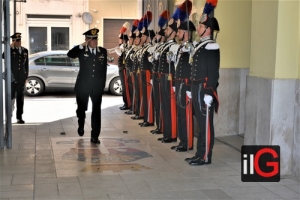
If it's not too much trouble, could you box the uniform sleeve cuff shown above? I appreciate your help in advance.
[79,45,84,49]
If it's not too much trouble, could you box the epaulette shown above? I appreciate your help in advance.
[205,43,219,50]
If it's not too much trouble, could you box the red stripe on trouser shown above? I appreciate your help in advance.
[123,70,131,107]
[170,77,177,139]
[138,72,144,117]
[203,111,211,160]
[146,70,153,123]
[186,95,193,149]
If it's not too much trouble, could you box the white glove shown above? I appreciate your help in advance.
[150,79,153,85]
[120,44,124,51]
[148,56,154,63]
[172,87,176,92]
[186,91,192,99]
[204,95,213,107]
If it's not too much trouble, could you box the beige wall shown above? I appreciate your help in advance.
[12,0,89,50]
[89,0,138,46]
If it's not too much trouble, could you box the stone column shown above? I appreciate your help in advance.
[245,0,300,177]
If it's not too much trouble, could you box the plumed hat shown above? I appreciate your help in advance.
[119,22,130,40]
[168,0,192,32]
[200,0,220,31]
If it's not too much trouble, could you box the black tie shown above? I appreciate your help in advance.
[92,48,95,56]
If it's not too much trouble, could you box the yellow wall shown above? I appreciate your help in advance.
[89,0,138,46]
[216,0,252,69]
[250,1,278,79]
[275,0,299,79]
[250,0,300,79]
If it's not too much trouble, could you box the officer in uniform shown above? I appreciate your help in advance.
[118,36,131,110]
[185,13,220,164]
[172,19,196,152]
[2,32,29,124]
[148,10,169,135]
[157,18,179,143]
[139,27,155,127]
[124,19,140,115]
[67,28,107,144]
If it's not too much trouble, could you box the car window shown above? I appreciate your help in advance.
[34,57,45,65]
[44,56,68,66]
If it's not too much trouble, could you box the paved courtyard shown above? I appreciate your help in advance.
[0,92,299,199]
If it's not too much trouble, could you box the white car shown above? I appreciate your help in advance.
[26,51,122,96]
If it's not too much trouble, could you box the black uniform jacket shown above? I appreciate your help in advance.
[191,42,220,112]
[2,46,29,84]
[67,45,107,94]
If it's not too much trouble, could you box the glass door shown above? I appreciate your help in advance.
[29,27,47,54]
[51,27,69,50]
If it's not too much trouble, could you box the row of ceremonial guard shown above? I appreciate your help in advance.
[114,0,220,165]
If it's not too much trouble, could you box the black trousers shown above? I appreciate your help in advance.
[76,88,103,139]
[133,72,141,116]
[11,82,25,120]
[175,80,192,148]
[191,81,215,160]
[159,74,172,139]
[119,67,129,107]
[152,73,161,129]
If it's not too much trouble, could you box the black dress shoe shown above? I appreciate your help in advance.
[157,137,165,141]
[189,157,211,165]
[17,119,25,124]
[138,122,145,125]
[90,138,100,144]
[161,138,177,143]
[171,145,179,150]
[77,127,84,136]
[176,146,188,152]
[120,106,130,110]
[125,110,133,115]
[131,116,143,120]
[185,156,198,162]
[141,122,154,127]
[153,129,163,134]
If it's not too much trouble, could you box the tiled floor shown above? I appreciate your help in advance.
[0,94,299,200]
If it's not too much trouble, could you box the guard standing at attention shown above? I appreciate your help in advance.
[185,0,220,165]
[67,28,107,144]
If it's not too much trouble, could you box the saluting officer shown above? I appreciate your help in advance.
[2,33,29,124]
[172,19,196,152]
[67,28,107,144]
[185,13,220,165]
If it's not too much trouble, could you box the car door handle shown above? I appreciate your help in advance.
[74,69,79,72]
[41,68,49,71]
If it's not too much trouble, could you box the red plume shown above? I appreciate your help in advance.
[178,0,192,14]
[133,19,139,27]
[144,11,152,22]
[119,22,130,34]
[160,10,170,21]
[207,0,218,7]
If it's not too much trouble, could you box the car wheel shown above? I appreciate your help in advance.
[109,77,122,96]
[25,77,44,96]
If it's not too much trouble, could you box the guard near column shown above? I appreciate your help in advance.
[185,0,220,164]
[2,32,29,124]
[67,28,107,144]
